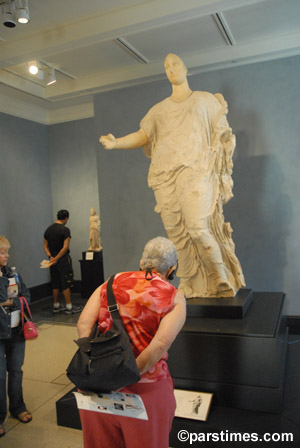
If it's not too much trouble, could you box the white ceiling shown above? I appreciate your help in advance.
[0,0,299,124]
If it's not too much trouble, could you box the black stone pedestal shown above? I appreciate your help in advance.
[56,388,81,430]
[186,288,253,319]
[79,251,104,299]
[168,292,288,414]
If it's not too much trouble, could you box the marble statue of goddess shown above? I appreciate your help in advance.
[100,53,245,298]
[88,208,102,252]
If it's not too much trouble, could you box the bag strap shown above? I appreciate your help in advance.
[106,275,121,318]
[106,274,134,343]
[20,296,32,328]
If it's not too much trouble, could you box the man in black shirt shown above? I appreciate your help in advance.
[43,210,81,314]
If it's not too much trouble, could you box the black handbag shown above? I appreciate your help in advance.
[66,275,140,392]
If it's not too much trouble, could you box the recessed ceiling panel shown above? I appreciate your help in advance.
[223,0,300,44]
[44,40,142,78]
[3,62,70,86]
[120,15,227,61]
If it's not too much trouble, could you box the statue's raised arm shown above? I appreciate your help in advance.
[99,129,148,150]
[98,53,245,299]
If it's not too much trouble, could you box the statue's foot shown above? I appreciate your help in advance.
[178,279,196,298]
[215,279,235,297]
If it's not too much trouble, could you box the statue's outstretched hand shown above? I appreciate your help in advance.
[99,133,116,150]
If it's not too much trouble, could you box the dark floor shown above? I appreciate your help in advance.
[30,292,87,326]
[30,295,300,447]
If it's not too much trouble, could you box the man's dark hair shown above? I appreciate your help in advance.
[57,209,69,220]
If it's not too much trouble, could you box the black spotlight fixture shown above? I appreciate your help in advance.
[2,1,16,27]
[1,0,30,28]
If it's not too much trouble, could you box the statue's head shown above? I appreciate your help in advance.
[164,53,188,86]
[90,208,96,215]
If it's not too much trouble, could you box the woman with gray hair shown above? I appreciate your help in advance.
[77,236,186,448]
[140,236,177,275]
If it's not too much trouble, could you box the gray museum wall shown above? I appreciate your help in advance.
[94,55,300,315]
[0,112,52,287]
[47,118,100,279]
[0,114,100,286]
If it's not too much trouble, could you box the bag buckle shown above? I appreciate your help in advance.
[108,304,119,313]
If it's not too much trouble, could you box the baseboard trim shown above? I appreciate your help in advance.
[29,280,82,302]
[29,283,52,301]
[72,280,82,294]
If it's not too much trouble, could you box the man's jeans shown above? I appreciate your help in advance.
[0,329,26,424]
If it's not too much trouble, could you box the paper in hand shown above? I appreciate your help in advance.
[40,259,54,268]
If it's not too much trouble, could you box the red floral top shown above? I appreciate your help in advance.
[98,271,177,383]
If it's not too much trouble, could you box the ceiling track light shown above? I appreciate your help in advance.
[15,0,29,24]
[46,67,56,86]
[28,60,39,74]
[1,0,30,27]
[28,61,44,79]
[2,1,16,27]
[27,60,56,86]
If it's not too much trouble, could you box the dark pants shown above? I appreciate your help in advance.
[0,329,27,424]
[50,255,73,291]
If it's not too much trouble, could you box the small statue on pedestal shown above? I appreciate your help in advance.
[88,208,102,252]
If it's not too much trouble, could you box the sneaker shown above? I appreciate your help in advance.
[53,305,67,314]
[0,424,5,438]
[65,305,82,315]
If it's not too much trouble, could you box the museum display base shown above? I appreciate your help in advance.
[168,292,288,414]
[56,291,288,431]
[79,250,104,299]
[186,288,253,319]
[56,389,81,430]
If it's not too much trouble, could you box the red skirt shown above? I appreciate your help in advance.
[79,377,176,448]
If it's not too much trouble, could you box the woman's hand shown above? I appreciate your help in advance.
[0,298,13,307]
[135,291,186,375]
[99,134,117,150]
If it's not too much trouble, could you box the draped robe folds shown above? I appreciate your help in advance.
[140,91,245,298]
[89,215,102,251]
